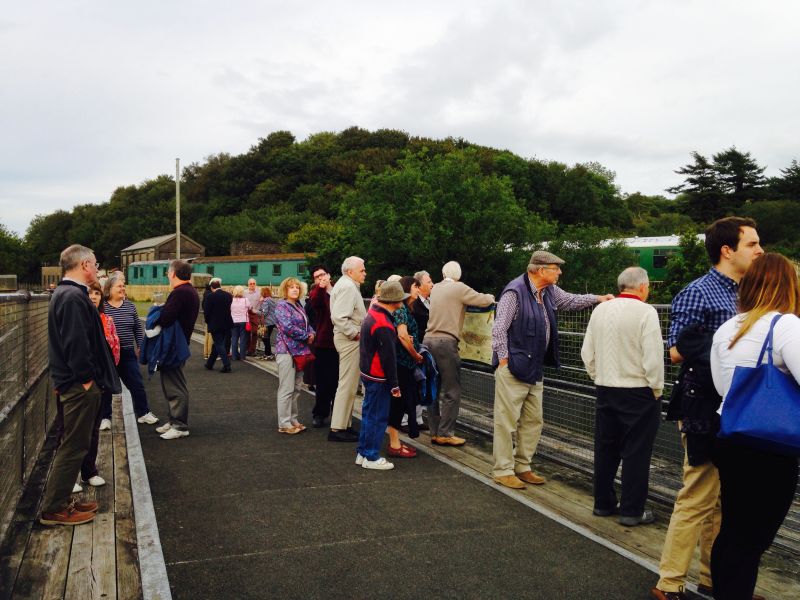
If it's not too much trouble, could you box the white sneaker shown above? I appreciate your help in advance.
[361,457,394,470]
[85,475,105,487]
[155,423,172,434]
[355,453,364,465]
[72,482,83,493]
[99,418,112,431]
[160,428,190,440]
[137,412,159,425]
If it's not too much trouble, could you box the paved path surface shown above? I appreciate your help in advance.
[138,345,663,600]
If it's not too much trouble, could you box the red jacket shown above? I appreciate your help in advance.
[359,305,399,389]
[308,284,335,349]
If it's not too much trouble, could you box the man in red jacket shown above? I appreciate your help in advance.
[356,280,407,471]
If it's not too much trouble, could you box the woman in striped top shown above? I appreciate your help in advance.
[103,272,159,427]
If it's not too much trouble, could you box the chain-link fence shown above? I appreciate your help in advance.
[457,304,800,558]
[0,293,55,544]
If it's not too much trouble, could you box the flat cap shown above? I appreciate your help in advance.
[529,250,565,266]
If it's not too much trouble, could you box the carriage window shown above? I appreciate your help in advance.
[206,266,215,276]
[152,266,158,278]
[250,264,258,276]
[652,249,675,269]
[297,263,307,275]
[272,264,282,276]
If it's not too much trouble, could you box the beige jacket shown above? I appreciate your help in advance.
[425,279,495,341]
[330,274,366,339]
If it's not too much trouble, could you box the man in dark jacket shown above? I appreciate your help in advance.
[41,244,120,526]
[308,265,339,427]
[203,278,233,373]
[154,260,200,440]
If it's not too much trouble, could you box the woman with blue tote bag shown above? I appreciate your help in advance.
[710,253,800,600]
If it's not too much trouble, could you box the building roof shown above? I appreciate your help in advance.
[121,233,205,253]
[197,253,314,263]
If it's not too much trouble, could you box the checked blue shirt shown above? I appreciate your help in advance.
[668,267,738,348]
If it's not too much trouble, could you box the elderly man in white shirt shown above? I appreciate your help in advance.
[581,266,664,527]
[328,256,367,442]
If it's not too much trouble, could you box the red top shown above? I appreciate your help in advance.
[308,285,335,349]
[100,313,121,365]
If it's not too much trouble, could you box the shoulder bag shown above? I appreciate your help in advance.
[719,314,800,456]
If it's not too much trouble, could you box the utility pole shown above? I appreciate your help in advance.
[175,157,181,259]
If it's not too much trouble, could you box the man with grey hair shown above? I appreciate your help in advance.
[424,260,495,446]
[40,244,120,526]
[328,256,367,442]
[581,266,664,526]
[404,269,434,432]
[491,250,613,489]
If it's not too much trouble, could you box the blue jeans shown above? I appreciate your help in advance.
[206,330,231,369]
[231,322,247,360]
[117,347,150,417]
[357,379,392,461]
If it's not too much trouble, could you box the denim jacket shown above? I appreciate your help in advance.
[275,300,315,356]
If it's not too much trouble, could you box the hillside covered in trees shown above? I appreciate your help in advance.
[3,127,799,293]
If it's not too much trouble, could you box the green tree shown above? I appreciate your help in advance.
[667,152,726,223]
[712,146,766,203]
[0,223,26,277]
[768,159,800,200]
[652,230,708,303]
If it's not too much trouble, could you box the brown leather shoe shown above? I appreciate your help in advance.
[696,583,764,600]
[494,475,526,489]
[650,588,687,600]
[431,435,466,446]
[71,500,98,513]
[516,471,546,485]
[40,506,96,526]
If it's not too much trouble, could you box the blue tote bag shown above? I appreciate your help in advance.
[719,314,800,456]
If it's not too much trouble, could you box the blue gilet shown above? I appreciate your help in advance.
[492,274,560,384]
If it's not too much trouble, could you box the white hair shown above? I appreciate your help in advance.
[617,267,649,292]
[414,270,430,281]
[60,244,94,272]
[387,274,401,282]
[441,261,461,281]
[341,256,364,276]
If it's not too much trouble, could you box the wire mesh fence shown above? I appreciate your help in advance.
[0,292,54,544]
[457,304,800,558]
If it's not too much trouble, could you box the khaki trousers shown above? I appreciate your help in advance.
[492,365,544,477]
[42,382,101,513]
[331,332,360,430]
[656,430,721,592]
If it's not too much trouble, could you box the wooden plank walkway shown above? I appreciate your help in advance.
[0,395,143,600]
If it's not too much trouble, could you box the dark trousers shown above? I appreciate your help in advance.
[424,336,461,437]
[231,322,247,360]
[55,390,105,481]
[206,330,231,369]
[263,325,275,356]
[711,439,798,600]
[312,347,339,420]
[159,364,189,430]
[593,386,660,517]
[117,347,150,417]
[389,365,420,438]
[43,383,101,512]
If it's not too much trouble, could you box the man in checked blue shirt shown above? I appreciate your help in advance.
[651,217,764,600]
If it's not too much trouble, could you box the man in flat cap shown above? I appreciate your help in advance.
[491,250,614,489]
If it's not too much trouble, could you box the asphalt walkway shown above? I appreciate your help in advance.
[136,343,666,600]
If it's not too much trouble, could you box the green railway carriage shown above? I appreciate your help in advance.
[126,253,313,287]
[619,235,704,281]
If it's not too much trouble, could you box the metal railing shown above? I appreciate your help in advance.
[456,305,800,558]
[0,293,55,545]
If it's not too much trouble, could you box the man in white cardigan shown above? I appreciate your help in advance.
[581,266,665,527]
[328,256,367,442]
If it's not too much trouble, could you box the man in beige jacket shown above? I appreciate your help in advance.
[581,266,664,527]
[423,261,495,446]
[329,256,367,442]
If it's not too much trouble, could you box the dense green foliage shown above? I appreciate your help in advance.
[6,128,799,297]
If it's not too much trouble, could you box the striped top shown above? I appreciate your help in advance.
[103,299,144,349]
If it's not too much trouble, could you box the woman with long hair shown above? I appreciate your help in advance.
[230,285,251,361]
[103,272,158,426]
[710,253,800,599]
[274,277,315,434]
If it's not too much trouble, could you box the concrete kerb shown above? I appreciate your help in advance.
[121,384,173,600]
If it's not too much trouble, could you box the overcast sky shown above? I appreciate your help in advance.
[2,0,798,235]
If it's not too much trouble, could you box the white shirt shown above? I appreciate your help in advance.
[711,311,800,414]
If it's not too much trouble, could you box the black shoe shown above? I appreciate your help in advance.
[346,426,359,436]
[221,366,232,373]
[399,424,409,434]
[592,506,619,517]
[204,363,213,370]
[618,510,654,526]
[312,416,325,428]
[328,430,358,442]
[417,421,429,431]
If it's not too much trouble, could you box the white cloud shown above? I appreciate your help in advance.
[1,0,799,234]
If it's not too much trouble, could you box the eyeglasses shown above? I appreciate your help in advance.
[313,272,328,279]
[84,260,99,269]
[541,266,562,272]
